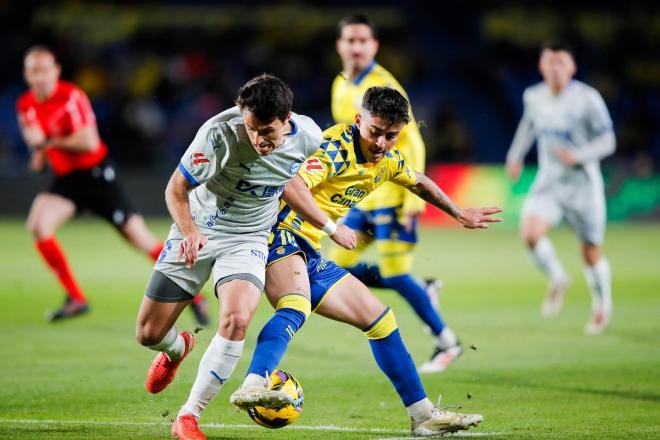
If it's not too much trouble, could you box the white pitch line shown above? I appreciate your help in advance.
[0,418,503,436]
[0,418,407,434]
[374,434,505,439]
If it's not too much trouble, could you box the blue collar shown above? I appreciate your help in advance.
[351,124,367,164]
[353,61,376,85]
[287,118,298,136]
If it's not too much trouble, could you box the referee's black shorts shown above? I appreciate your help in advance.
[48,161,135,228]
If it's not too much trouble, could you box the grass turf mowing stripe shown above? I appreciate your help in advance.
[0,418,502,436]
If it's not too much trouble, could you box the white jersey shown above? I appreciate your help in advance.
[178,106,322,234]
[507,80,615,193]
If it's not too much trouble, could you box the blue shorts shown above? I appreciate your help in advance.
[341,206,418,244]
[268,229,349,310]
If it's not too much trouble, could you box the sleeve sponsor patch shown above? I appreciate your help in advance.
[304,157,324,173]
[192,152,210,165]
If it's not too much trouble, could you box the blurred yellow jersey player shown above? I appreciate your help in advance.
[329,14,461,372]
[331,35,425,220]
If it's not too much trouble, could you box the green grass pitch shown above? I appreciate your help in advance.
[0,219,658,439]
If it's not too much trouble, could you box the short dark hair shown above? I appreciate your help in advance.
[541,39,574,57]
[337,14,378,39]
[362,87,410,125]
[24,45,57,61]
[235,73,293,122]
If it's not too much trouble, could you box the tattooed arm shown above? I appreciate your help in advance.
[408,171,502,229]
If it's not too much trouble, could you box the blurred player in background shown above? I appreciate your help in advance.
[16,46,209,324]
[506,41,616,334]
[329,14,461,372]
[230,87,499,435]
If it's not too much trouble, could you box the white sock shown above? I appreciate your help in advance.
[407,397,435,421]
[584,258,612,314]
[436,327,458,349]
[146,327,184,361]
[179,335,245,419]
[529,237,567,283]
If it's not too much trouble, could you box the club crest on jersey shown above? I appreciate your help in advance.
[374,166,387,183]
[275,246,286,255]
[289,162,302,175]
[305,158,324,173]
[192,153,210,165]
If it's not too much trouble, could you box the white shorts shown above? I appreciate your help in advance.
[522,183,606,245]
[146,225,269,302]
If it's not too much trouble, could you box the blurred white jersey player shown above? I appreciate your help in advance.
[506,41,616,335]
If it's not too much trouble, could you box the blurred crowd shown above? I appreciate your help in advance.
[0,2,658,177]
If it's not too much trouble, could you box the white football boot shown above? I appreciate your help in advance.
[229,374,292,410]
[411,407,483,436]
[541,277,570,318]
[418,343,463,373]
[584,306,611,335]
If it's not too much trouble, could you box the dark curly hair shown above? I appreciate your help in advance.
[235,73,293,122]
[361,87,410,125]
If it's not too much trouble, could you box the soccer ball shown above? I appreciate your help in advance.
[247,369,304,429]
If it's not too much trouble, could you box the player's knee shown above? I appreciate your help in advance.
[363,307,398,340]
[136,324,167,347]
[521,217,548,248]
[27,220,52,240]
[582,244,601,266]
[522,231,541,248]
[220,309,252,337]
[26,217,37,236]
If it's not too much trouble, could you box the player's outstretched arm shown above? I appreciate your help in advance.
[409,172,503,229]
[165,168,208,268]
[282,175,356,249]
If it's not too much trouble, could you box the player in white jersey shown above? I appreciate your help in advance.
[133,74,356,440]
[506,42,616,335]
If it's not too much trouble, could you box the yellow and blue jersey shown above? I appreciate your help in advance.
[331,61,426,214]
[274,123,417,251]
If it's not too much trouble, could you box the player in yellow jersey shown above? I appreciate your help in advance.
[330,14,460,372]
[230,87,500,435]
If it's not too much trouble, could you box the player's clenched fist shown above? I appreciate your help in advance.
[23,124,47,149]
[505,160,522,182]
[178,231,208,268]
[330,224,357,250]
